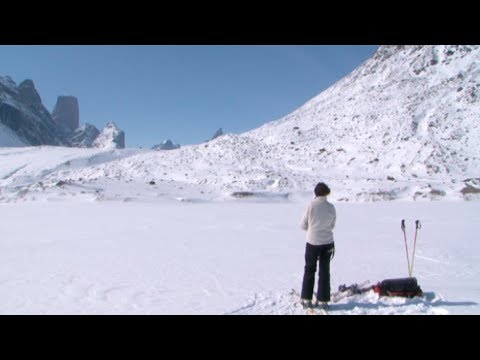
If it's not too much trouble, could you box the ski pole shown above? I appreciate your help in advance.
[401,219,412,277]
[410,220,421,276]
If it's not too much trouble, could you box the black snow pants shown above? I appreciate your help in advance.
[301,242,334,302]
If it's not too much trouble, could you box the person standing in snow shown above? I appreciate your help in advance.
[300,182,336,310]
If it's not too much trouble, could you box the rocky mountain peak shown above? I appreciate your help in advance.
[92,121,125,149]
[18,79,42,107]
[52,96,80,131]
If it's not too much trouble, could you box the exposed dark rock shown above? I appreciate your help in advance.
[56,180,67,187]
[231,191,255,198]
[67,123,100,147]
[211,128,224,140]
[0,77,65,146]
[18,80,42,107]
[52,96,79,131]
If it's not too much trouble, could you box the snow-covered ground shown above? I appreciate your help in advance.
[1,190,478,315]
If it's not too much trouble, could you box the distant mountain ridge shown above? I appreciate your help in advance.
[0,76,126,148]
[152,139,180,150]
[1,45,479,202]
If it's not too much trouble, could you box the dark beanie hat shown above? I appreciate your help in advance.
[314,182,330,197]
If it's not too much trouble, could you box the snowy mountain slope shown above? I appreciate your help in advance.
[0,146,145,203]
[0,122,27,147]
[239,46,480,195]
[247,45,480,179]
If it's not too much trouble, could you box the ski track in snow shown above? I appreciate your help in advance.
[1,163,30,180]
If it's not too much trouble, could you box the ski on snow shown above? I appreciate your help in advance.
[292,281,372,315]
[331,281,372,303]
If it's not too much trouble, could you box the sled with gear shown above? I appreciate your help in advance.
[333,219,424,301]
[332,276,422,302]
[372,277,422,298]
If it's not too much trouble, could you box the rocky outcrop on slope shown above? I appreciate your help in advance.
[92,122,125,149]
[67,123,101,148]
[0,77,65,146]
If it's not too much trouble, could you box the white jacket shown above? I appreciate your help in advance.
[301,196,336,245]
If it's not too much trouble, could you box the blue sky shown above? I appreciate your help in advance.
[0,45,379,148]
